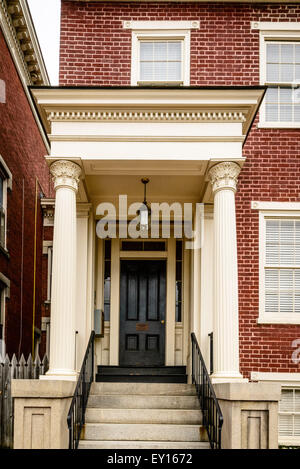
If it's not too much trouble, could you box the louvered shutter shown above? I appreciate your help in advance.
[279,388,300,442]
[265,219,300,316]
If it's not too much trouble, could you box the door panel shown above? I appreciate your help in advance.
[119,260,166,366]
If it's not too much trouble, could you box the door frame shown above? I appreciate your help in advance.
[109,238,176,366]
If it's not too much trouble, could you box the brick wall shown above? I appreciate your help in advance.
[0,29,51,357]
[60,1,300,377]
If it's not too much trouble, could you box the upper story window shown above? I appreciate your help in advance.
[265,42,300,123]
[140,41,182,83]
[253,22,300,128]
[123,21,200,86]
[0,156,12,252]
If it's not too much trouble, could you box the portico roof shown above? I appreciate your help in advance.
[30,86,265,205]
[30,85,265,139]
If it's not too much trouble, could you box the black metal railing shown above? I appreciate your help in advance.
[67,330,95,449]
[191,333,223,449]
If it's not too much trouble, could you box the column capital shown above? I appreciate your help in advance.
[50,160,81,192]
[208,162,241,194]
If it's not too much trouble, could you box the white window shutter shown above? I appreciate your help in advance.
[279,389,300,440]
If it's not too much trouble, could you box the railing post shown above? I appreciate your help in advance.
[191,336,194,384]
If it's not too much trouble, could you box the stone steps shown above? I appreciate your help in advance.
[96,366,187,383]
[79,381,210,450]
[85,408,202,425]
[79,440,210,450]
[90,382,197,396]
[87,394,200,410]
[82,423,206,442]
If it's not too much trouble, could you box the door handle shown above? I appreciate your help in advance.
[161,320,165,324]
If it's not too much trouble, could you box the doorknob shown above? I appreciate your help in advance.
[161,320,165,324]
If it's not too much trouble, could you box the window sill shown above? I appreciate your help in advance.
[137,80,184,87]
[279,438,300,448]
[257,122,300,129]
[258,317,300,325]
[0,245,9,259]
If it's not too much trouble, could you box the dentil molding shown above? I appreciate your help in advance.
[46,109,247,124]
[208,162,241,194]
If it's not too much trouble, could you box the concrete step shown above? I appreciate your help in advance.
[82,423,205,442]
[90,382,196,396]
[79,440,210,449]
[87,394,199,410]
[85,408,202,425]
[96,374,187,383]
[97,366,186,375]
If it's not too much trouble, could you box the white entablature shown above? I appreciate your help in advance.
[31,87,265,163]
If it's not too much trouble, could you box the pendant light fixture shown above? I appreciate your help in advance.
[139,178,151,231]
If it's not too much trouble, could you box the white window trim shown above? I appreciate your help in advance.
[125,21,200,86]
[252,22,300,128]
[255,203,300,324]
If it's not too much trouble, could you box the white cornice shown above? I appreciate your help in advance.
[0,0,49,85]
[0,0,50,151]
[31,87,265,138]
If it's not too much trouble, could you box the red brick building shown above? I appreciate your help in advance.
[56,1,300,380]
[28,0,300,448]
[0,0,51,358]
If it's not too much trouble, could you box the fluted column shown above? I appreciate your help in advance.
[42,160,81,381]
[209,162,244,383]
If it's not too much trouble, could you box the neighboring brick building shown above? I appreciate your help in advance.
[0,0,51,357]
[28,0,300,448]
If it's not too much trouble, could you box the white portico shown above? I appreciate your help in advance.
[32,86,265,382]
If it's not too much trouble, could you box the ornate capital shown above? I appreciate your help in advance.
[208,162,241,194]
[50,160,81,192]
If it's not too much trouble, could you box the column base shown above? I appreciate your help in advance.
[211,372,248,384]
[40,369,78,382]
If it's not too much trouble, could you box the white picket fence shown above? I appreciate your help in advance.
[0,353,49,448]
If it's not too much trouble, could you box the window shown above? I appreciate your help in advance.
[121,240,166,252]
[256,204,300,324]
[125,21,199,86]
[0,156,12,251]
[176,240,183,322]
[104,239,111,321]
[0,274,10,357]
[253,22,300,127]
[279,388,300,446]
[47,246,53,302]
[0,174,5,249]
[264,43,300,123]
[140,41,182,82]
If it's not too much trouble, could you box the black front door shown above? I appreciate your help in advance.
[119,260,166,366]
